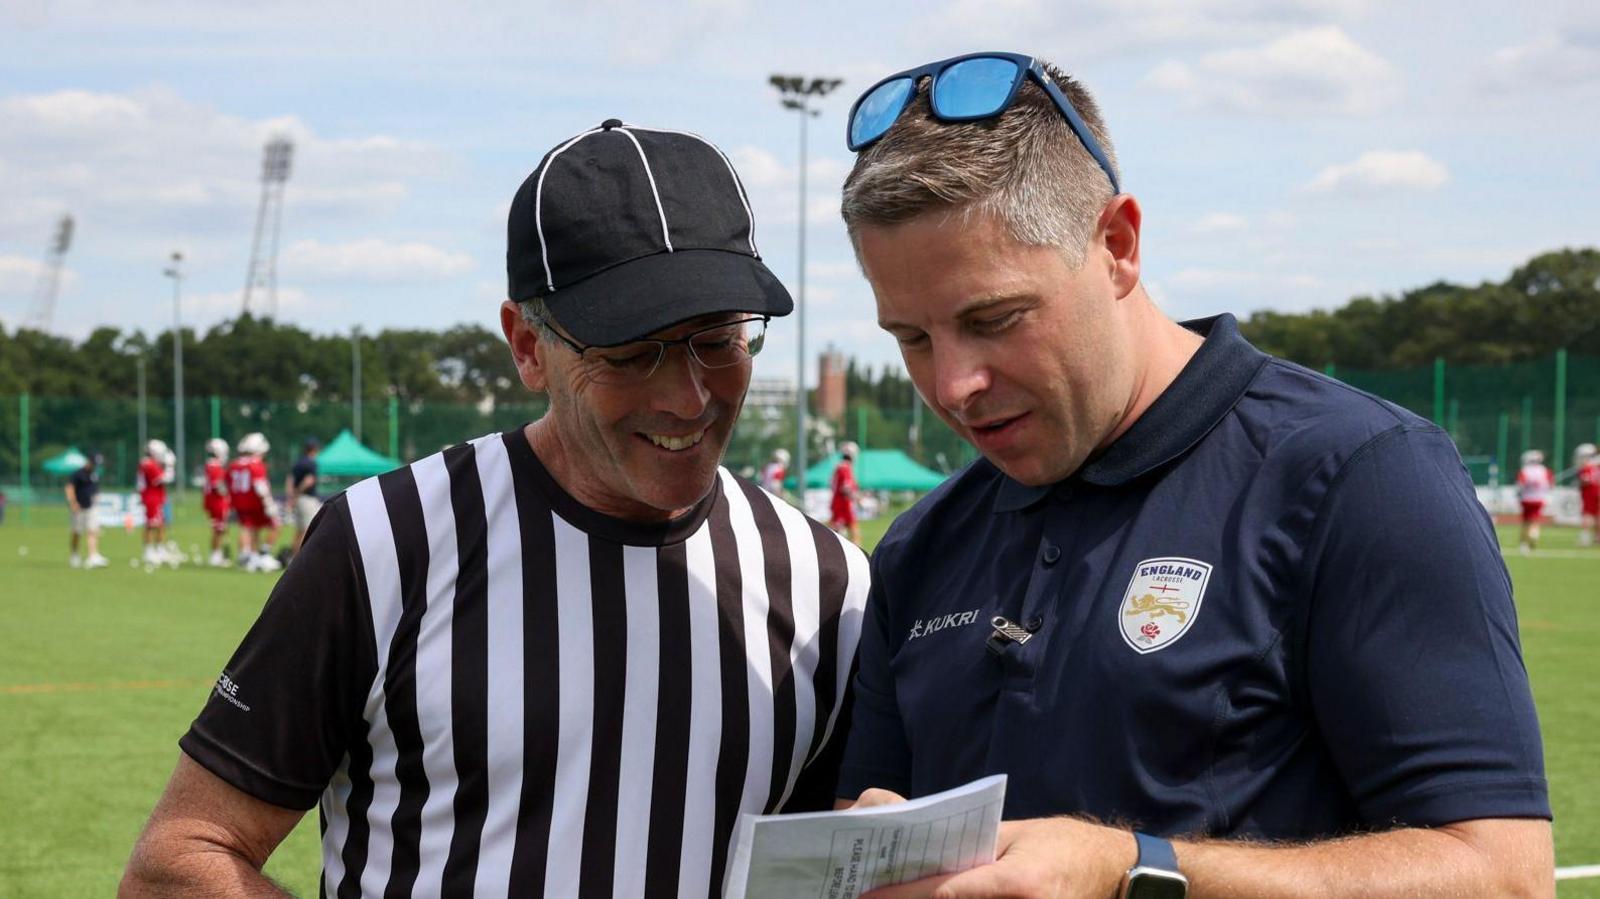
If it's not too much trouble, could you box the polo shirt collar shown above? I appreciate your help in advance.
[993,313,1268,512]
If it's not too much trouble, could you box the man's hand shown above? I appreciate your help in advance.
[863,817,1135,899]
[859,815,1552,899]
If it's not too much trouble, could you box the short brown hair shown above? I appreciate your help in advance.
[840,61,1118,267]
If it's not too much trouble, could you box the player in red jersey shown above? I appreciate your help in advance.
[136,439,176,566]
[830,441,862,545]
[202,438,232,566]
[1516,449,1553,554]
[228,432,282,572]
[1576,443,1599,548]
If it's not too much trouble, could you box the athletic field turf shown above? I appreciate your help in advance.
[1,504,1595,896]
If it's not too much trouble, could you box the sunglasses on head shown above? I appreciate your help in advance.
[846,51,1120,195]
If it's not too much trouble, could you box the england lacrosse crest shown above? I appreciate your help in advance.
[1118,557,1211,654]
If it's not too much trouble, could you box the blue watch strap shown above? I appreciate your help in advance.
[1133,832,1179,873]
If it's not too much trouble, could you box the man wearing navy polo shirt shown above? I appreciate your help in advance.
[835,52,1552,898]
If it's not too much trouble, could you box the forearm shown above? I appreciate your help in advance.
[120,834,292,898]
[1176,820,1552,899]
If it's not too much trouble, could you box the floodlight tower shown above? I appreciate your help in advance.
[242,137,293,318]
[769,73,842,496]
[164,251,186,497]
[27,214,74,331]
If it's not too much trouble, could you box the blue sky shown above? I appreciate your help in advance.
[2,0,1597,384]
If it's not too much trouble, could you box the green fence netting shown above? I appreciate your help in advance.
[4,351,1596,508]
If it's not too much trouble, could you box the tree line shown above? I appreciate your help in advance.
[2,247,1596,407]
[0,313,523,406]
[1237,248,1600,369]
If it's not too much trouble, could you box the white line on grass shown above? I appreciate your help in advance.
[1557,864,1600,880]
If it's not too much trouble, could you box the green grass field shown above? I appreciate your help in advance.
[1,503,1596,897]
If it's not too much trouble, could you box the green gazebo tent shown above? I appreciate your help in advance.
[789,448,948,492]
[40,446,89,476]
[315,429,401,478]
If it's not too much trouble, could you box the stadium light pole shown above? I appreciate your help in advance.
[163,251,185,497]
[352,325,362,441]
[770,73,842,500]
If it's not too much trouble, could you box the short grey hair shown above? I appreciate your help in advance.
[517,296,555,340]
[840,61,1118,268]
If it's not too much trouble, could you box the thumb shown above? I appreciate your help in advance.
[849,788,909,810]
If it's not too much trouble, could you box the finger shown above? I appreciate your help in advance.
[860,871,959,898]
[851,788,909,809]
[863,863,1016,899]
[924,862,1020,898]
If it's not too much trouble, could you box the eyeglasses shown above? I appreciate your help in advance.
[542,316,768,384]
[846,51,1120,195]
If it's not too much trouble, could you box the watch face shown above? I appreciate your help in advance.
[1127,871,1188,899]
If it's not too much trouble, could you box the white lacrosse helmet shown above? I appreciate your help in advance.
[206,438,230,460]
[146,438,169,459]
[840,441,859,460]
[237,432,270,456]
[1576,443,1598,464]
[1521,449,1544,466]
[773,448,791,464]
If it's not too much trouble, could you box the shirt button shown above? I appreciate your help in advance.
[1025,616,1044,632]
[1041,545,1061,565]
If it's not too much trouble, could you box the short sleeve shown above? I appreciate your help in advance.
[836,549,913,800]
[179,497,377,809]
[1304,426,1549,826]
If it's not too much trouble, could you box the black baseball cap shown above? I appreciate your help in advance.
[507,119,793,346]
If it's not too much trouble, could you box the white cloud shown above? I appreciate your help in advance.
[1304,150,1449,194]
[282,238,475,282]
[1166,268,1324,291]
[0,254,46,296]
[917,0,1371,57]
[1190,212,1249,234]
[729,146,788,189]
[0,253,78,304]
[576,0,755,66]
[1143,27,1399,116]
[179,286,315,322]
[0,88,444,250]
[728,143,852,229]
[1484,14,1600,95]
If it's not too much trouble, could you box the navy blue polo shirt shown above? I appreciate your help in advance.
[839,315,1548,840]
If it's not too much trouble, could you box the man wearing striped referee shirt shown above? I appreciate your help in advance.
[123,120,870,898]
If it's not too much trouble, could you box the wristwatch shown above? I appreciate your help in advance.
[1121,832,1188,899]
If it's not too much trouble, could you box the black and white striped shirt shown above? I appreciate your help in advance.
[181,428,870,898]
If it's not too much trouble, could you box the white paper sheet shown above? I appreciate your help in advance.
[723,774,1006,899]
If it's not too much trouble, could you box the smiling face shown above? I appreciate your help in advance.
[858,209,1142,487]
[502,303,751,521]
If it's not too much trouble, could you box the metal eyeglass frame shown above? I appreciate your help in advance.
[540,315,769,382]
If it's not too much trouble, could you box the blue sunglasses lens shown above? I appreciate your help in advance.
[933,57,1020,118]
[850,77,915,149]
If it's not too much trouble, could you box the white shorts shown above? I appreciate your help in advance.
[71,508,100,535]
[293,495,323,529]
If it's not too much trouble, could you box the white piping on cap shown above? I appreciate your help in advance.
[625,125,758,257]
[616,126,673,252]
[533,127,603,290]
